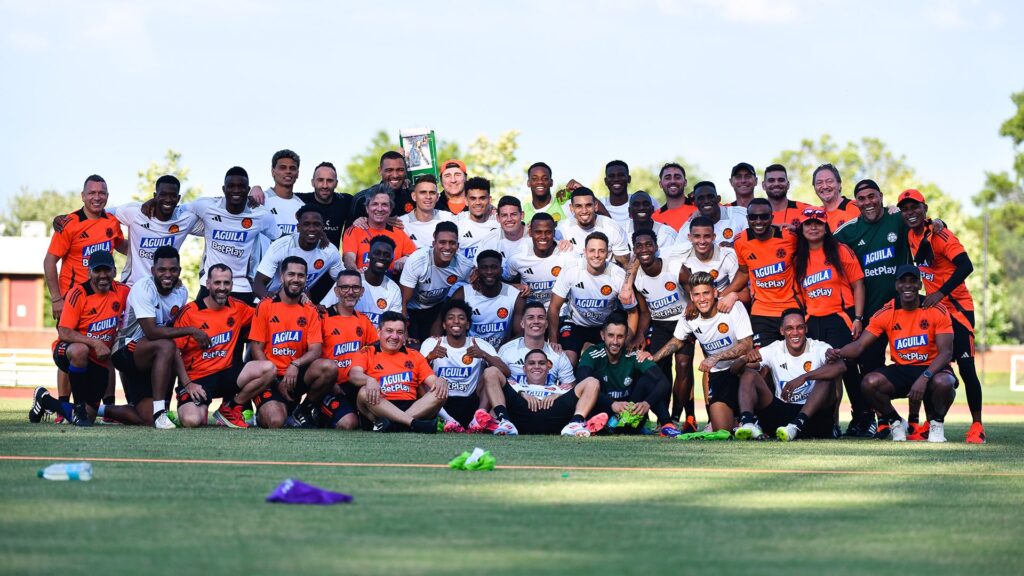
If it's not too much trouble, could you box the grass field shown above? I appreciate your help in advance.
[1,397,1022,576]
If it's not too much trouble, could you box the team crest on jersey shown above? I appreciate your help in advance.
[297,317,307,328]
[355,326,363,337]
[887,232,898,243]
[497,308,509,319]
[776,248,786,258]
[804,361,812,372]
[262,391,272,399]
[404,202,414,213]
[227,317,236,327]
[561,329,571,338]
[723,228,734,240]
[376,298,387,310]
[717,323,728,334]
[330,400,340,410]
[920,319,929,330]
[404,360,415,370]
[170,305,180,317]
[314,259,324,270]
[168,224,180,234]
[710,269,719,279]
[462,354,473,365]
[112,302,120,312]
[600,285,612,296]
[665,281,677,291]
[552,266,562,276]
[241,218,253,229]
[106,227,113,238]
[447,275,457,285]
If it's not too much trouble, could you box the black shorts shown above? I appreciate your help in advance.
[53,342,108,405]
[408,306,442,343]
[444,392,481,427]
[952,312,975,361]
[757,398,837,439]
[177,365,244,407]
[707,370,740,412]
[874,364,958,398]
[557,322,603,355]
[252,364,311,410]
[358,398,417,431]
[503,384,579,434]
[319,384,357,428]
[750,315,782,349]
[111,344,166,405]
[807,312,854,349]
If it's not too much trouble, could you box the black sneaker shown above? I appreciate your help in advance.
[844,414,877,438]
[372,418,393,433]
[285,403,318,429]
[29,387,51,423]
[409,418,438,434]
[71,403,92,427]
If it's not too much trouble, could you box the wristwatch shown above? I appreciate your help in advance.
[922,369,934,379]
[853,315,865,322]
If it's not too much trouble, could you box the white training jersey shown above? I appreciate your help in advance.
[110,203,203,287]
[674,206,749,250]
[419,335,496,397]
[187,197,281,293]
[399,247,476,310]
[551,262,630,327]
[672,304,753,372]
[498,337,576,390]
[453,211,500,261]
[397,210,454,251]
[479,229,532,263]
[634,256,687,322]
[504,246,580,309]
[463,283,520,348]
[556,214,630,258]
[757,338,832,405]
[115,275,189,350]
[600,195,661,222]
[678,245,740,293]
[625,220,677,252]
[264,190,305,236]
[256,234,343,294]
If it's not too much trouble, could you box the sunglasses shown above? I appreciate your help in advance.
[747,213,772,221]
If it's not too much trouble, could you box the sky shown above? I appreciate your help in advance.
[1,0,1021,213]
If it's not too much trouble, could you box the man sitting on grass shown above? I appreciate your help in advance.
[473,348,602,436]
[733,308,845,441]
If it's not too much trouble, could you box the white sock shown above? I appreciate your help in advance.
[438,408,457,425]
[153,400,166,415]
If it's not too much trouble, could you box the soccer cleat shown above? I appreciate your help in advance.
[734,422,764,440]
[586,413,609,434]
[658,422,681,438]
[702,422,714,433]
[409,418,438,434]
[442,420,467,433]
[153,411,176,429]
[372,418,393,433]
[777,424,800,442]
[927,420,946,443]
[54,413,66,424]
[890,419,907,442]
[680,415,699,433]
[468,409,499,433]
[873,422,891,440]
[845,415,877,438]
[560,421,590,437]
[906,421,930,441]
[214,404,249,429]
[494,419,519,436]
[285,403,318,429]
[29,387,51,423]
[965,422,986,444]
[71,403,91,427]
[101,416,121,425]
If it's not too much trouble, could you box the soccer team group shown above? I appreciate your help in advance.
[27,148,986,444]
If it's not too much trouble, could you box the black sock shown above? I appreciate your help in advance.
[793,412,808,430]
[907,413,920,424]
[59,394,70,403]
[933,415,944,423]
[41,395,65,413]
[103,395,115,406]
[740,411,756,424]
[494,405,509,421]
[571,414,585,424]
[882,410,901,425]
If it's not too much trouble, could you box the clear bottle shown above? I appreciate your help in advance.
[37,462,93,481]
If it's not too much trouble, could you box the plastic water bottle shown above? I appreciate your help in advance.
[37,462,93,481]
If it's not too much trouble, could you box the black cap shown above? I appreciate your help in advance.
[88,250,115,270]
[895,264,921,279]
[731,162,756,177]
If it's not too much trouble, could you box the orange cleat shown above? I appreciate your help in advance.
[965,422,986,444]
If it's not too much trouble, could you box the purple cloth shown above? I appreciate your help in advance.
[266,479,353,505]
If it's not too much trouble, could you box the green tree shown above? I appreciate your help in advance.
[340,130,462,196]
[462,130,521,199]
[0,187,81,236]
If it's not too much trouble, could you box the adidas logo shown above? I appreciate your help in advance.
[780,362,788,370]
[524,267,534,275]
[141,223,150,229]
[410,234,417,240]
[200,322,210,330]
[472,308,482,315]
[270,316,281,323]
[88,308,97,314]
[640,288,649,295]
[575,282,585,289]
[961,351,970,359]
[79,231,90,239]
[212,215,223,222]
[271,208,278,214]
[374,364,384,371]
[463,231,473,238]
[893,323,902,331]
[747,253,757,260]
[694,327,703,334]
[332,328,341,336]
[857,239,866,246]
[569,238,577,245]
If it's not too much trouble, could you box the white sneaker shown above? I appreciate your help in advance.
[890,419,907,442]
[927,420,946,443]
[154,412,176,430]
[560,421,590,437]
[734,422,764,440]
[776,424,800,442]
[494,419,519,436]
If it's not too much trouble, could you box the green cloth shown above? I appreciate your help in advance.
[834,211,910,315]
[449,448,496,471]
[578,344,658,399]
[678,429,733,441]
[521,191,571,224]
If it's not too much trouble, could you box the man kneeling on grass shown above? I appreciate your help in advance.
[733,308,845,441]
[473,348,602,436]
[349,311,448,433]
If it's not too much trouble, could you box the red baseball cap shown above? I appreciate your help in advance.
[897,189,926,205]
[799,207,827,223]
[439,159,467,175]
